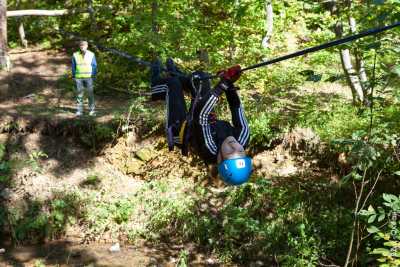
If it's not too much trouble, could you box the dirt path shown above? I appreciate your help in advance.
[0,48,130,123]
[1,241,222,267]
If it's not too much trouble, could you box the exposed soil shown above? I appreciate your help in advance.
[0,48,130,123]
[0,48,228,266]
[1,241,223,267]
[0,48,340,266]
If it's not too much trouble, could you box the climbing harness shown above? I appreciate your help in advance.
[174,71,211,156]
[181,72,205,155]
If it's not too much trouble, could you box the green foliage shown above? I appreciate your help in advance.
[83,178,195,241]
[79,122,116,149]
[80,176,351,264]
[360,194,400,266]
[123,97,164,138]
[81,173,102,188]
[248,112,280,148]
[33,260,46,267]
[6,192,83,243]
[297,98,369,141]
[140,178,351,265]
[4,1,400,266]
[26,150,48,173]
[112,199,134,225]
[177,249,190,267]
[0,143,5,161]
[137,179,196,237]
[0,144,11,184]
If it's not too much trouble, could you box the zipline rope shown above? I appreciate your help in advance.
[60,29,151,67]
[60,21,400,81]
[59,29,186,78]
[201,21,400,80]
[241,21,400,72]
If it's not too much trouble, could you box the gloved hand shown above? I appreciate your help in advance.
[218,65,241,83]
[217,65,241,91]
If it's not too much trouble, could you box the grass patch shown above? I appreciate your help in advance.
[3,191,84,243]
[78,174,353,265]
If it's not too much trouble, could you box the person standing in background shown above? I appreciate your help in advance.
[72,40,97,116]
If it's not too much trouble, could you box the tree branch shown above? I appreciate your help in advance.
[7,9,89,17]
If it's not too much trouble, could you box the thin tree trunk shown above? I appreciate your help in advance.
[151,1,159,57]
[197,48,209,66]
[335,20,364,104]
[18,22,27,48]
[328,1,365,104]
[228,0,240,62]
[349,17,368,83]
[340,49,364,104]
[87,0,96,31]
[15,0,27,48]
[151,1,158,33]
[0,0,10,71]
[262,1,273,48]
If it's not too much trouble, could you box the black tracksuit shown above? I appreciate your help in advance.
[151,71,250,164]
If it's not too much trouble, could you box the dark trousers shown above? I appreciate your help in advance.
[151,71,216,149]
[151,75,189,145]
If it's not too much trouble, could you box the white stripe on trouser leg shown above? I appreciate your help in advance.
[199,96,218,154]
[205,97,219,152]
[238,107,246,142]
[152,89,167,94]
[152,85,168,89]
[200,97,217,154]
[200,96,218,153]
[238,107,249,145]
[200,97,215,152]
[238,106,249,145]
[152,85,168,92]
[152,87,167,91]
[165,87,169,132]
[152,88,168,92]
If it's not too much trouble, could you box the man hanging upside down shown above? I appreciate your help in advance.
[149,59,252,185]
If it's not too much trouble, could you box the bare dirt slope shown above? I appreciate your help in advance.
[0,49,195,267]
[0,48,129,123]
[0,48,340,267]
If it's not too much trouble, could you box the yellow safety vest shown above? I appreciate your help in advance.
[73,51,94,78]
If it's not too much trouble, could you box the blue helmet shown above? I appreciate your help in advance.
[218,156,252,185]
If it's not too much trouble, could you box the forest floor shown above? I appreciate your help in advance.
[0,48,351,266]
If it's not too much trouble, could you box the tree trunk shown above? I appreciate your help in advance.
[197,48,209,66]
[328,1,364,105]
[87,0,96,31]
[150,1,159,58]
[262,1,273,48]
[0,0,9,71]
[151,1,158,33]
[349,17,368,88]
[15,0,27,48]
[340,49,364,104]
[357,57,368,85]
[335,22,364,104]
[18,21,27,48]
